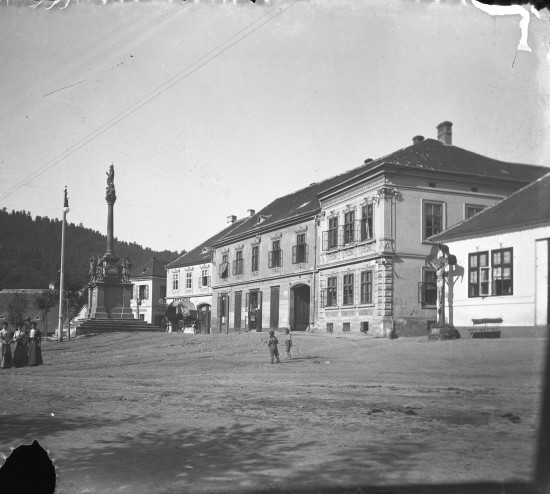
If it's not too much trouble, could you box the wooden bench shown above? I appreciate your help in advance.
[469,318,503,339]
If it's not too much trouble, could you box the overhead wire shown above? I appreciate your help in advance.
[1,0,295,201]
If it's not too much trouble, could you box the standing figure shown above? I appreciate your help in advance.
[13,323,28,368]
[429,244,450,324]
[284,329,292,360]
[121,256,131,282]
[267,330,280,364]
[0,321,13,369]
[89,254,97,282]
[28,321,43,367]
[96,256,105,282]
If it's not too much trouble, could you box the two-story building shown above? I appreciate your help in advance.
[165,218,247,334]
[209,121,548,336]
[129,257,168,326]
[316,122,548,336]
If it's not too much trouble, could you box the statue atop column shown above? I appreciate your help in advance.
[121,256,132,282]
[106,164,116,204]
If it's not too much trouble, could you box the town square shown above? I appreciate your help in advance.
[1,0,550,493]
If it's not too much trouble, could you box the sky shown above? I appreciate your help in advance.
[1,0,549,254]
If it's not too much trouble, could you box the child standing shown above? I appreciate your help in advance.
[284,329,292,359]
[267,330,280,364]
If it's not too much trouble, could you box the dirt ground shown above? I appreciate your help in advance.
[0,329,547,494]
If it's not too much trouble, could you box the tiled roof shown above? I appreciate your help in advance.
[429,171,550,243]
[214,139,548,244]
[165,218,248,269]
[134,258,169,278]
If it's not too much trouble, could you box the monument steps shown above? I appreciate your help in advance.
[74,318,162,336]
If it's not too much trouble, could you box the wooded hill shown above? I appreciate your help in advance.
[0,209,180,291]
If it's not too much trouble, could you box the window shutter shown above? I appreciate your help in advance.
[322,231,328,251]
[305,244,309,263]
[268,251,273,269]
[418,282,425,304]
[338,275,343,306]
[320,289,326,308]
[198,276,201,288]
[279,250,283,267]
[145,285,149,300]
[292,245,297,264]
[207,276,211,287]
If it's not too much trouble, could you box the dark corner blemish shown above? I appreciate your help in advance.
[0,440,56,494]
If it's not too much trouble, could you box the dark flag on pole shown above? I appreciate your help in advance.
[63,186,70,214]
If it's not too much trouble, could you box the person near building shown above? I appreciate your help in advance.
[267,330,280,364]
[28,321,43,367]
[284,329,292,360]
[13,323,28,367]
[0,321,13,369]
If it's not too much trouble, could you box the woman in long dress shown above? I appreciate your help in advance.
[0,321,13,369]
[13,323,28,367]
[28,321,43,367]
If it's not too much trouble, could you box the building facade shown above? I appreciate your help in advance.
[129,257,168,326]
[429,173,550,328]
[208,122,548,336]
[165,218,247,334]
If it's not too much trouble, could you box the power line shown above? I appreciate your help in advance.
[1,0,294,201]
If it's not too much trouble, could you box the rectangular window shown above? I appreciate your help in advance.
[343,322,351,332]
[200,269,210,288]
[360,204,374,241]
[326,322,334,333]
[268,240,282,268]
[465,204,485,220]
[420,268,437,306]
[233,250,244,275]
[343,273,354,306]
[139,285,149,300]
[220,254,229,279]
[328,216,338,249]
[424,201,444,239]
[492,248,513,296]
[344,211,355,244]
[360,270,373,304]
[292,233,308,264]
[251,245,259,272]
[172,272,179,291]
[160,285,166,299]
[468,252,489,298]
[326,276,337,307]
[186,272,192,290]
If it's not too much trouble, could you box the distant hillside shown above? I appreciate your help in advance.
[0,208,181,290]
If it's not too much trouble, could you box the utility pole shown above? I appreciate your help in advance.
[58,187,69,342]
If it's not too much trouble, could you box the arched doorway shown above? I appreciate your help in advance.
[290,284,310,331]
[196,303,211,334]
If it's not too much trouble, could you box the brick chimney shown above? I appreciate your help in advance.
[226,215,237,224]
[247,209,255,218]
[437,121,453,145]
[412,135,425,145]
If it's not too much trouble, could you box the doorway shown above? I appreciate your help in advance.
[246,290,262,332]
[197,304,211,334]
[217,294,229,334]
[291,284,310,331]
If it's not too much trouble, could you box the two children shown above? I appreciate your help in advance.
[267,329,292,363]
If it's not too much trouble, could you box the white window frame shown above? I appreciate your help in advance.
[421,199,446,242]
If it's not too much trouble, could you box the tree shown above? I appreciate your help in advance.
[35,291,57,333]
[6,293,30,327]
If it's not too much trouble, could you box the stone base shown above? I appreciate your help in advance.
[87,280,134,320]
[428,323,461,340]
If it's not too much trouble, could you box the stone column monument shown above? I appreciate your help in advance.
[86,164,134,319]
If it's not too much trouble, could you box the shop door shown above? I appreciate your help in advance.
[270,287,280,329]
[294,285,310,331]
[234,291,242,331]
[248,290,263,332]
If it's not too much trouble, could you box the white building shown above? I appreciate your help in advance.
[429,172,550,328]
[129,257,168,326]
[165,218,246,334]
